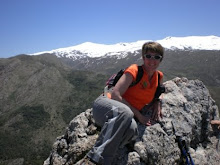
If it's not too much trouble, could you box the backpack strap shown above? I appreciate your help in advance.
[158,71,160,86]
[154,71,165,100]
[130,65,143,87]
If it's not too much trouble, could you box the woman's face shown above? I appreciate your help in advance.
[143,51,161,72]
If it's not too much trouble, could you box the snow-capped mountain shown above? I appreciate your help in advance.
[32,36,220,60]
[158,36,220,50]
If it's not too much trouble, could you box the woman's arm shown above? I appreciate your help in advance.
[111,72,132,102]
[151,99,162,121]
[211,120,220,129]
[151,76,164,121]
[111,73,152,125]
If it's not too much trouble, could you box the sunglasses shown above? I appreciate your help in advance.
[144,54,162,60]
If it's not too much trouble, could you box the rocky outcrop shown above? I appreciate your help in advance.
[44,77,220,165]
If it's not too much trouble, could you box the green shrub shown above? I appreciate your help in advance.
[11,105,50,129]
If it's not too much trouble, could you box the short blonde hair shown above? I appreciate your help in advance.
[142,42,164,61]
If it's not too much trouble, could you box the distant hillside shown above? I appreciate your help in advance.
[0,54,107,164]
[58,49,220,107]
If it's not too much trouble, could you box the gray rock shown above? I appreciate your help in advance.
[44,77,220,165]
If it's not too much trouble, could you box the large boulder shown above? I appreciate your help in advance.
[44,77,220,165]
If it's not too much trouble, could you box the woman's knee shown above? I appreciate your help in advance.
[116,106,134,125]
[121,106,134,118]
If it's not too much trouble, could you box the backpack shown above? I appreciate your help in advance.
[105,65,165,100]
[106,66,144,89]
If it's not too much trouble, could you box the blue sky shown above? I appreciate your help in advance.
[0,0,220,58]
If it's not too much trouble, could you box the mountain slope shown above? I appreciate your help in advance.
[0,54,107,164]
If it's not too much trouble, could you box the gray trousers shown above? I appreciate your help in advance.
[87,95,138,165]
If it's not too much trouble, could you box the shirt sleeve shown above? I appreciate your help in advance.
[124,64,138,82]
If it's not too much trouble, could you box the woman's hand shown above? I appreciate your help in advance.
[137,113,153,126]
[211,120,220,129]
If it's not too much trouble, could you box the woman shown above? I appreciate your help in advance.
[81,41,164,165]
